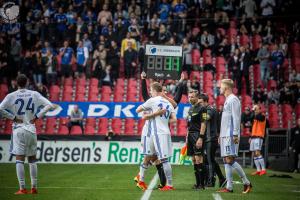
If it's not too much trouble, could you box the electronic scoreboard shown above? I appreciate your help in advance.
[144,44,182,80]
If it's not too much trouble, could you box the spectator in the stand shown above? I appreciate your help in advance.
[290,118,300,173]
[121,32,137,57]
[0,46,8,81]
[243,0,257,18]
[278,36,288,57]
[59,40,74,80]
[97,4,112,26]
[158,24,172,44]
[289,69,300,82]
[113,3,128,20]
[158,0,172,23]
[228,48,240,84]
[107,40,120,80]
[260,0,276,17]
[182,38,192,74]
[36,83,48,98]
[262,20,273,43]
[124,41,138,78]
[83,33,93,52]
[43,50,57,85]
[267,87,280,104]
[256,43,270,85]
[8,79,18,93]
[215,37,230,58]
[32,51,43,85]
[241,106,253,134]
[279,83,294,104]
[173,0,188,33]
[68,105,84,134]
[93,44,107,70]
[270,44,284,80]
[237,46,251,95]
[54,7,67,42]
[201,30,215,51]
[20,50,34,77]
[76,40,89,77]
[229,36,239,56]
[99,65,114,89]
[250,16,262,35]
[75,16,85,42]
[9,37,22,76]
[128,0,141,18]
[253,85,267,104]
[128,17,141,42]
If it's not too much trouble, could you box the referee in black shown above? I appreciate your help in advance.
[198,93,226,188]
[140,72,184,187]
[186,90,207,190]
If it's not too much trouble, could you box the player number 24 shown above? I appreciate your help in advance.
[15,98,35,115]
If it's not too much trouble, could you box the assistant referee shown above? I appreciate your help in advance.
[198,94,226,188]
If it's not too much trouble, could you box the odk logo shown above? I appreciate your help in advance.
[149,46,157,54]
[0,2,19,23]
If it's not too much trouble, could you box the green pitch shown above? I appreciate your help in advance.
[0,164,299,200]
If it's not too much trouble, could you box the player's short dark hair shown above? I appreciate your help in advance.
[16,74,28,88]
[198,93,209,102]
[151,82,163,92]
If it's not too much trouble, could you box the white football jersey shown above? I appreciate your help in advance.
[141,96,175,135]
[141,110,152,137]
[220,94,241,137]
[0,89,52,133]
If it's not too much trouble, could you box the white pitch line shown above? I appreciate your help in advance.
[140,173,159,200]
[0,186,129,190]
[212,193,223,200]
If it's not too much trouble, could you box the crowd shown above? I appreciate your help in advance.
[0,0,299,110]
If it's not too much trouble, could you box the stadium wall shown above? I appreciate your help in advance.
[46,102,191,119]
[0,141,189,165]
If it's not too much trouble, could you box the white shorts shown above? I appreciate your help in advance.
[149,134,172,160]
[250,138,263,151]
[140,134,156,156]
[10,127,37,157]
[220,137,239,157]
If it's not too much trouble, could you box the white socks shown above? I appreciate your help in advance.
[16,160,25,190]
[139,163,149,182]
[232,161,250,185]
[29,161,38,189]
[224,163,233,190]
[257,156,266,170]
[162,161,172,186]
[254,157,262,171]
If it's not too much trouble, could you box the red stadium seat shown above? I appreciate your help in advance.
[89,86,99,95]
[239,34,249,46]
[227,28,237,39]
[70,126,83,135]
[76,77,86,86]
[0,84,8,94]
[267,80,277,91]
[88,94,99,102]
[180,95,189,103]
[75,94,85,101]
[64,78,73,86]
[85,126,96,135]
[112,118,122,134]
[97,118,109,135]
[202,49,211,58]
[177,127,187,136]
[101,86,112,95]
[89,78,99,87]
[191,49,201,65]
[100,94,111,102]
[62,93,73,101]
[203,71,213,81]
[190,71,200,80]
[86,118,96,127]
[57,126,69,135]
[76,86,86,95]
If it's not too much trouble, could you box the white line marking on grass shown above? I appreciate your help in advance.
[292,190,300,193]
[141,173,159,200]
[212,193,223,200]
[0,186,129,190]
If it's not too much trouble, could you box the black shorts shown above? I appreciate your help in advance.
[77,64,84,73]
[61,64,71,77]
[187,132,204,156]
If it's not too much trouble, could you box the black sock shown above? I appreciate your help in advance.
[194,165,200,186]
[215,163,225,180]
[156,163,166,186]
[195,163,205,187]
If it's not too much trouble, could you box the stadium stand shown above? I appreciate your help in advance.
[0,0,299,137]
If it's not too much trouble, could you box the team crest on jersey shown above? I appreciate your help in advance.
[202,113,208,120]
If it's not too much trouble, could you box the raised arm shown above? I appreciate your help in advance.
[141,73,150,101]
